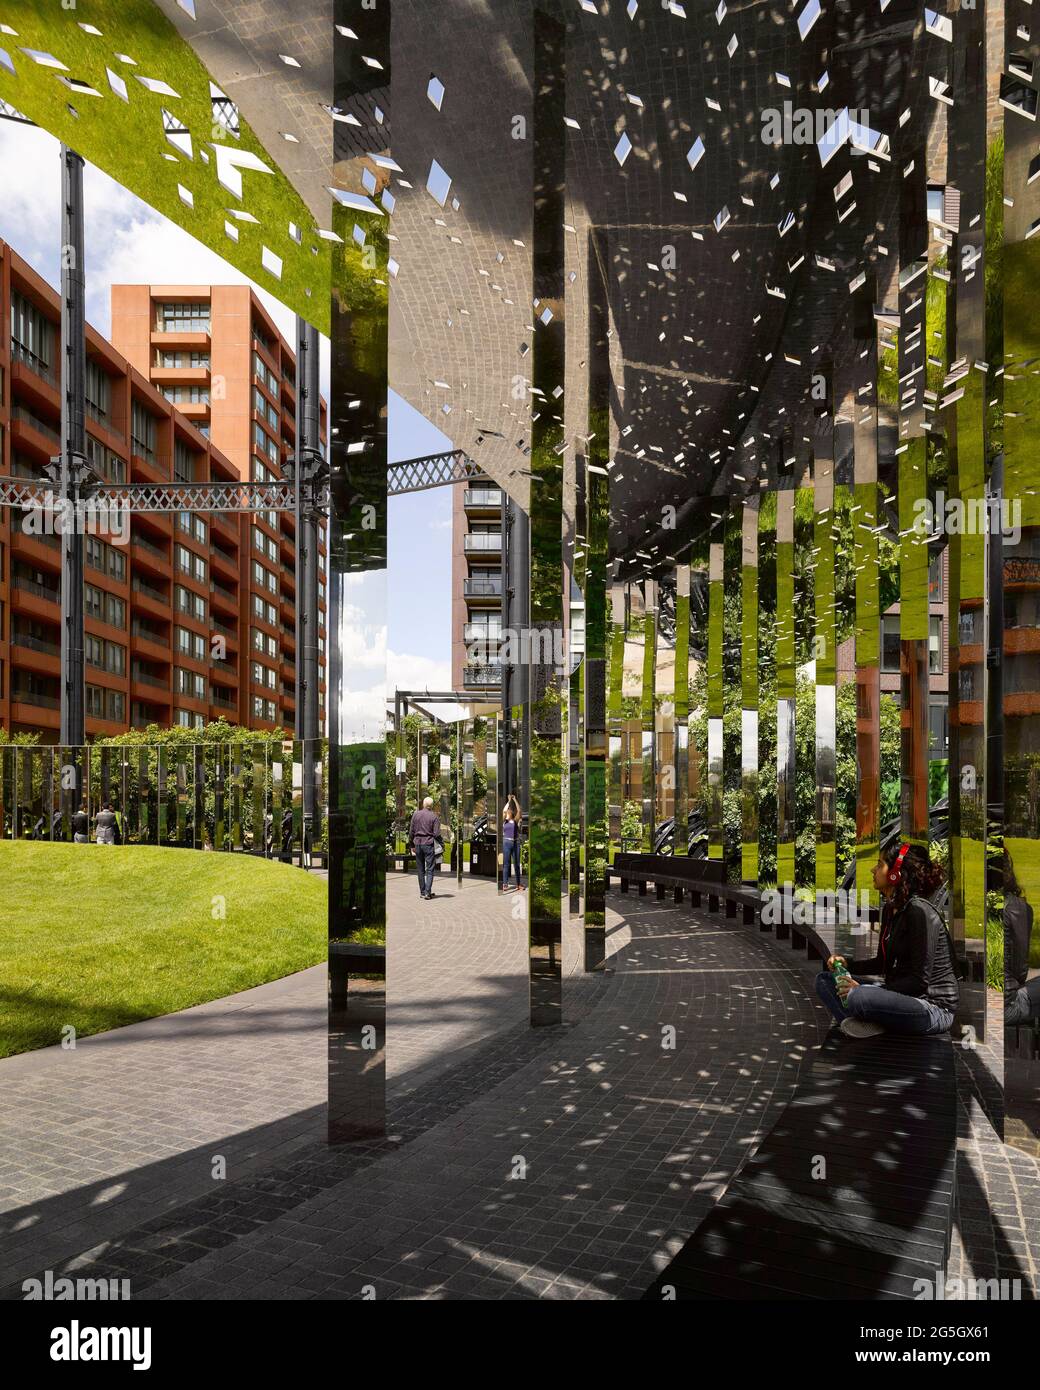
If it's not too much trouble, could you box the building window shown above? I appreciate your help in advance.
[11,291,55,378]
[929,614,943,674]
[157,350,210,368]
[85,359,111,426]
[131,402,157,462]
[928,552,943,604]
[174,439,197,483]
[162,385,211,406]
[881,613,901,673]
[86,536,126,583]
[157,301,210,333]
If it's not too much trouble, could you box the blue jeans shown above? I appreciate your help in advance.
[502,836,521,888]
[1005,978,1040,1026]
[415,842,436,898]
[815,971,953,1036]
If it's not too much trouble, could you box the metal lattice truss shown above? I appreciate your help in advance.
[0,477,311,513]
[0,452,481,513]
[387,450,485,495]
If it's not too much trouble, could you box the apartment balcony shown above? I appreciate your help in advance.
[463,532,502,561]
[11,575,60,620]
[10,631,61,677]
[210,579,239,614]
[463,623,504,646]
[131,575,171,617]
[463,487,503,518]
[462,662,504,690]
[85,402,126,445]
[210,546,239,582]
[131,532,171,575]
[211,691,238,714]
[131,621,171,657]
[151,365,210,387]
[131,667,171,691]
[210,659,239,686]
[211,512,239,544]
[212,617,239,649]
[11,404,61,458]
[12,531,62,571]
[10,346,61,414]
[150,328,211,350]
[462,575,502,605]
[11,696,60,730]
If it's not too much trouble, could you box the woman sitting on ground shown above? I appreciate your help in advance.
[815,841,959,1040]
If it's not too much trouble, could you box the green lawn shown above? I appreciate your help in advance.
[0,842,326,1058]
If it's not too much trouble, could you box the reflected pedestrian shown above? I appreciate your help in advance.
[502,793,523,892]
[408,795,440,901]
[94,803,117,846]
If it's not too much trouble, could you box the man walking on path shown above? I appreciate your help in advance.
[408,795,441,901]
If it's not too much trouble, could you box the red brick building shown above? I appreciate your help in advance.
[0,242,326,740]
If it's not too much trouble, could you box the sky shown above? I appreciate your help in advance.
[0,117,454,694]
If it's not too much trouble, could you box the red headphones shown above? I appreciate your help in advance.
[888,842,911,885]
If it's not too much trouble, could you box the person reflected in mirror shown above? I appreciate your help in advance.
[815,842,959,1040]
[72,804,89,844]
[502,792,523,892]
[409,795,441,901]
[94,802,117,846]
[1003,850,1038,1027]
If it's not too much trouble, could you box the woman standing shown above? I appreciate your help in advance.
[502,794,523,892]
[814,841,959,1039]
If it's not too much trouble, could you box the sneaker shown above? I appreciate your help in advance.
[840,1017,885,1040]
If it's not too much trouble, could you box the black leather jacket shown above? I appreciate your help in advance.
[851,895,959,1010]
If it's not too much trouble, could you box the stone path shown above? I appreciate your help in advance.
[2,875,1036,1300]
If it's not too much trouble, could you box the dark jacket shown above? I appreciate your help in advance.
[408,808,441,848]
[852,895,959,1010]
[1004,894,1035,995]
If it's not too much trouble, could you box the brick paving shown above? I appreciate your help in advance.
[1,878,1037,1301]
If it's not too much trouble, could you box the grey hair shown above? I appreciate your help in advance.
[423,796,434,808]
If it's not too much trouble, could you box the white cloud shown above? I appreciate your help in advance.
[0,119,326,365]
[387,650,451,692]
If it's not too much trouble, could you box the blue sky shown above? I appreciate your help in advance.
[0,118,453,690]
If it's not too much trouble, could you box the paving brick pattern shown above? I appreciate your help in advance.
[2,880,1037,1301]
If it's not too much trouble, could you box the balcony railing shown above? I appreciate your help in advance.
[11,632,60,656]
[464,533,502,553]
[13,576,59,603]
[132,621,170,647]
[11,341,57,386]
[132,577,169,604]
[12,405,61,445]
[463,663,504,688]
[463,576,502,598]
[12,688,60,709]
[464,489,503,509]
[133,534,170,562]
[132,669,169,690]
[463,624,504,645]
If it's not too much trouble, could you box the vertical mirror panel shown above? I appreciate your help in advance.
[740,505,759,885]
[707,540,724,865]
[776,488,796,893]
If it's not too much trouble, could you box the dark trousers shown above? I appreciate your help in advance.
[415,842,436,897]
[502,837,521,888]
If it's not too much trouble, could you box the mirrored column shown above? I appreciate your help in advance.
[527,6,566,1026]
[327,0,390,1139]
[776,486,796,892]
[741,503,759,884]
